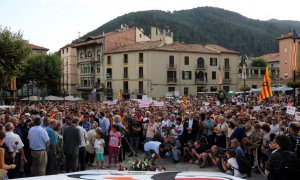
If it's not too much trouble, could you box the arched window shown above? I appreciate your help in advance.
[197,57,205,68]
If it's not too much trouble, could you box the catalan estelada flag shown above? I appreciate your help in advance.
[289,41,298,71]
[258,66,273,101]
[182,96,187,109]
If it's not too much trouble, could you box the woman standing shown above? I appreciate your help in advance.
[0,132,16,179]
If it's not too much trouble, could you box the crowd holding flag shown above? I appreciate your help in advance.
[182,95,187,109]
[258,66,273,101]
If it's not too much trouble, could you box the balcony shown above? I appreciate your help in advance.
[195,78,205,84]
[223,78,231,84]
[167,78,177,83]
[195,64,206,70]
[223,65,230,70]
[123,75,128,79]
[167,64,177,69]
[121,89,130,94]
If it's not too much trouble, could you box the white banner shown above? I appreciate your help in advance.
[287,106,296,115]
[295,112,300,121]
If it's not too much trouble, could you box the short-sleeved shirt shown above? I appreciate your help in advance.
[5,131,24,153]
[109,131,121,147]
[228,157,244,177]
[28,125,50,150]
[46,127,57,145]
[144,141,161,154]
[94,138,105,153]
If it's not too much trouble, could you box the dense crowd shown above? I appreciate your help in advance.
[0,93,299,180]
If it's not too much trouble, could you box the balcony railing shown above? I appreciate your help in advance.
[195,64,206,70]
[106,73,112,79]
[167,64,177,69]
[223,78,231,84]
[138,89,146,94]
[195,78,205,84]
[167,78,177,83]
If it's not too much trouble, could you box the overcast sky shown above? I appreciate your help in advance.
[1,0,300,52]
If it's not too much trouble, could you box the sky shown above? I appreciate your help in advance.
[1,0,300,52]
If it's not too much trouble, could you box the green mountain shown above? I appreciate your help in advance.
[79,7,300,56]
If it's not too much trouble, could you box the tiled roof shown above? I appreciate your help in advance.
[105,41,164,53]
[26,43,49,51]
[153,42,217,54]
[260,53,279,62]
[205,44,239,54]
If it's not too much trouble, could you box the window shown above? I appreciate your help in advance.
[62,49,64,54]
[169,55,174,66]
[210,58,217,66]
[138,81,143,94]
[184,56,189,65]
[87,51,92,57]
[197,86,205,92]
[107,81,112,88]
[107,56,111,65]
[123,54,128,64]
[66,48,68,53]
[139,53,143,63]
[106,68,112,78]
[224,72,230,79]
[182,71,192,80]
[168,87,175,92]
[139,67,143,78]
[123,81,129,93]
[184,87,189,95]
[96,64,100,73]
[80,52,84,58]
[123,67,128,78]
[167,71,177,82]
[195,71,204,80]
[210,86,218,92]
[212,71,216,80]
[224,58,229,68]
[223,86,230,92]
[139,34,142,38]
[197,57,205,68]
[96,78,100,86]
[91,66,94,73]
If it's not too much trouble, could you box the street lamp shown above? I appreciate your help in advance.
[291,30,299,106]
[241,55,248,102]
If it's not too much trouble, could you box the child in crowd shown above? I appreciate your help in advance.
[108,124,121,168]
[94,130,105,169]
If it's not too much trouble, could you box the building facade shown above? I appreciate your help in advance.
[60,44,78,96]
[104,42,240,99]
[278,32,300,79]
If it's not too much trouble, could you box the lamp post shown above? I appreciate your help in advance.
[291,30,298,106]
[241,55,248,102]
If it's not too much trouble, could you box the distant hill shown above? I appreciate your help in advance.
[79,7,300,56]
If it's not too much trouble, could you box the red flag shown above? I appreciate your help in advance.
[259,66,273,101]
[182,96,187,109]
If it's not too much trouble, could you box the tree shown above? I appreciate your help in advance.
[240,85,251,92]
[251,58,267,67]
[0,27,30,89]
[21,54,62,95]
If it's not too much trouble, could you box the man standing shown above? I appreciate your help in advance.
[183,113,198,142]
[46,120,58,175]
[76,119,87,171]
[63,117,81,172]
[28,117,50,176]
[5,122,27,178]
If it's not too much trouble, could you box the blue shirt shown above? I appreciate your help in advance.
[82,121,91,132]
[28,126,50,150]
[204,118,215,136]
[46,126,57,145]
[235,146,245,157]
[99,117,110,135]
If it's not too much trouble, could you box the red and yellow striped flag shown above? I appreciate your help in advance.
[10,76,17,91]
[259,66,273,101]
[289,42,298,71]
[182,96,187,109]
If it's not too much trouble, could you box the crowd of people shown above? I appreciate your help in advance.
[0,93,299,180]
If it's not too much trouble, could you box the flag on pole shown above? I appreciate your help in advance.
[289,42,298,71]
[10,76,17,91]
[258,66,273,101]
[218,69,222,85]
[241,64,247,80]
[182,96,187,109]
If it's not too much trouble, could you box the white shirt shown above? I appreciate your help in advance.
[172,123,183,136]
[144,141,161,154]
[270,124,280,135]
[5,131,24,153]
[228,157,245,178]
[188,119,193,133]
[77,126,87,147]
[94,138,105,153]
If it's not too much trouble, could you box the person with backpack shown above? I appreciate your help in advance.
[265,135,299,180]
